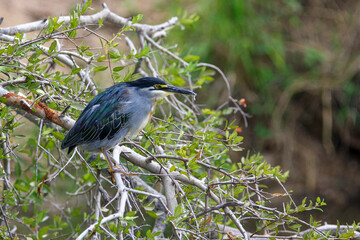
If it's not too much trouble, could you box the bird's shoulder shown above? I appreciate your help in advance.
[69,84,129,129]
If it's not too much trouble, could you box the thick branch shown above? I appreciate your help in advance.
[0,87,75,130]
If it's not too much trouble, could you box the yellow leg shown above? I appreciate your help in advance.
[100,147,127,176]
[101,147,114,172]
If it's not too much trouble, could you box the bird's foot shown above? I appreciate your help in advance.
[108,166,127,175]
[107,166,136,182]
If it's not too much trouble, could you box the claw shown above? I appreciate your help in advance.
[101,148,136,181]
[108,166,127,175]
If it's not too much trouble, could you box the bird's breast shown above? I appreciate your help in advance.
[126,102,156,139]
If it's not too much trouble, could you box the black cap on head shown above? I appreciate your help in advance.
[127,77,196,96]
[127,77,166,88]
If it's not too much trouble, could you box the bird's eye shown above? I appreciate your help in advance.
[153,84,167,89]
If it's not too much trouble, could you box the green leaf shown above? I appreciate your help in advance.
[69,30,77,38]
[98,18,104,26]
[113,66,125,72]
[71,67,82,74]
[170,165,176,172]
[38,226,49,239]
[183,54,200,62]
[0,97,8,103]
[135,46,150,58]
[93,66,108,72]
[97,55,106,62]
[229,130,237,140]
[174,204,183,218]
[85,51,93,56]
[81,0,92,14]
[14,181,30,192]
[49,40,57,53]
[15,161,21,178]
[52,131,64,140]
[132,14,143,24]
[53,58,65,67]
[82,172,96,183]
[112,72,122,80]
[7,44,13,55]
[146,210,159,219]
[124,216,138,221]
[169,76,186,86]
[0,66,13,74]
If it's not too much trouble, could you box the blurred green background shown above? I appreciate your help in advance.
[1,0,359,223]
[161,0,360,223]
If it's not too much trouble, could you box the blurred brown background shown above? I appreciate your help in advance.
[1,0,359,224]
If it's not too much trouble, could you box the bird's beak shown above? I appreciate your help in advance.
[161,85,196,96]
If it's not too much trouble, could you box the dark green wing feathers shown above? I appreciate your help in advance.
[61,84,131,153]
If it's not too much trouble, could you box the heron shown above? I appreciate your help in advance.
[61,77,196,173]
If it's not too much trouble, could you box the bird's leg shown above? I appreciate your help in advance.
[101,147,115,172]
[100,147,127,175]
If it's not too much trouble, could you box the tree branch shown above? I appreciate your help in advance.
[0,86,75,130]
[117,145,249,239]
[0,3,178,37]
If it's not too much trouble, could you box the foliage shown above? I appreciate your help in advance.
[167,0,360,153]
[0,2,358,239]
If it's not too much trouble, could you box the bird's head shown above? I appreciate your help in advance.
[128,77,196,101]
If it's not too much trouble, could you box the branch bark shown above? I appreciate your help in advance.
[0,87,75,130]
[0,3,177,37]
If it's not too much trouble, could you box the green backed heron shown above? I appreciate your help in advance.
[61,77,196,173]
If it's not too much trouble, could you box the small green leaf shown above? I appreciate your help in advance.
[113,66,125,72]
[53,58,65,67]
[85,51,93,56]
[0,66,12,74]
[97,55,106,62]
[135,46,150,58]
[81,0,92,14]
[14,181,29,192]
[201,108,215,115]
[0,97,8,103]
[146,210,159,219]
[132,14,143,24]
[15,162,21,178]
[49,41,57,53]
[98,18,104,26]
[71,67,82,74]
[229,130,237,140]
[174,204,183,218]
[93,66,108,72]
[7,45,13,55]
[124,216,138,221]
[183,54,200,62]
[52,131,64,140]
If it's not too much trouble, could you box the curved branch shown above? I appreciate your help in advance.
[75,211,123,240]
[0,4,178,37]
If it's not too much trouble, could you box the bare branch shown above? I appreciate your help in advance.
[0,86,75,130]
[0,5,178,37]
